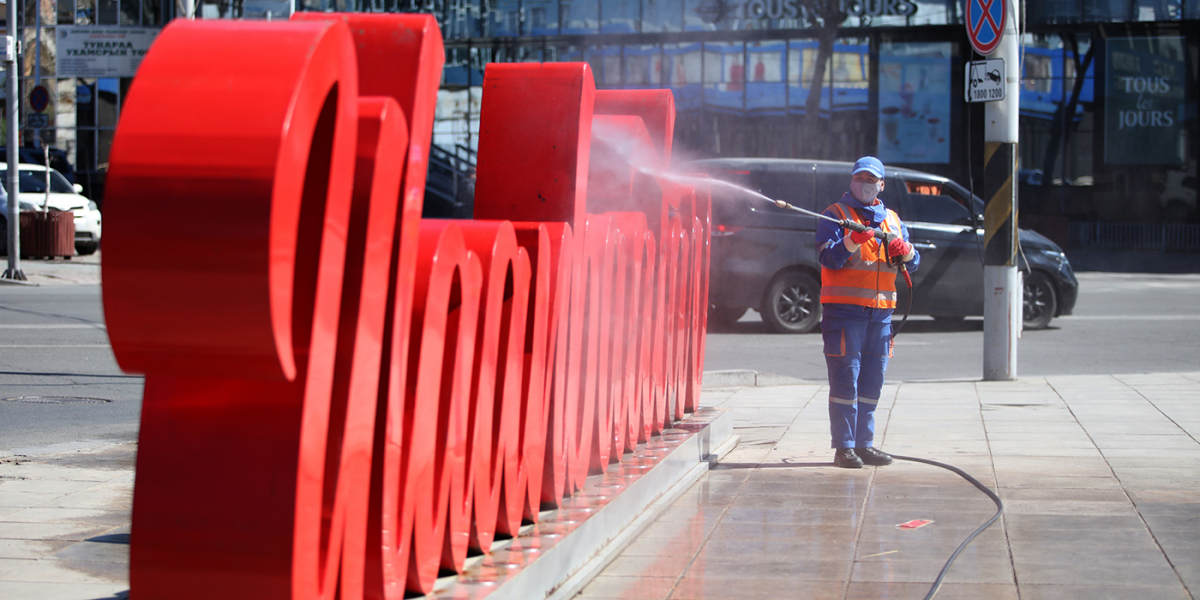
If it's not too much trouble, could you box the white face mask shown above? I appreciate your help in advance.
[851,181,881,204]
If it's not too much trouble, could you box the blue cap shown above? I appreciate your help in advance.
[852,156,885,179]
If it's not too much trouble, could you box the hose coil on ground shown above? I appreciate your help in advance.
[889,453,1006,600]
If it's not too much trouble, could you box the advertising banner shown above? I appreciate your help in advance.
[877,42,951,164]
[1104,37,1185,165]
[56,26,160,78]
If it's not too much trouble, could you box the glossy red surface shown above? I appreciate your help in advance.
[408,221,481,586]
[458,221,530,550]
[102,17,711,599]
[607,211,652,453]
[104,17,361,600]
[103,18,359,382]
[473,63,595,227]
[326,96,409,600]
[535,223,576,508]
[510,223,555,522]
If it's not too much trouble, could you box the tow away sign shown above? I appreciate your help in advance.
[966,59,1005,103]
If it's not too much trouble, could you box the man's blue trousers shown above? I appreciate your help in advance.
[822,318,892,449]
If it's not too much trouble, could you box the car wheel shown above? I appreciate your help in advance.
[761,271,821,334]
[707,304,747,330]
[76,242,98,256]
[1023,271,1057,330]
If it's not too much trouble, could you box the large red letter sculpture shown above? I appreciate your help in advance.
[102,15,710,600]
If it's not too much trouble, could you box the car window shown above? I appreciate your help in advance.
[904,179,976,226]
[750,171,815,213]
[815,173,847,209]
[0,169,76,194]
[942,180,985,223]
[907,181,944,196]
[700,169,761,223]
[908,195,973,225]
[699,167,816,228]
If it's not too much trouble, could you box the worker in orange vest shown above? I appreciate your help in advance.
[816,156,920,469]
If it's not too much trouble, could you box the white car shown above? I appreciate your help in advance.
[0,162,102,255]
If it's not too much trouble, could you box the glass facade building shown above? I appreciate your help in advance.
[425,0,1200,227]
[6,0,1198,228]
[4,0,166,199]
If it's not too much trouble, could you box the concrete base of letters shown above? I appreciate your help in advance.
[428,407,738,600]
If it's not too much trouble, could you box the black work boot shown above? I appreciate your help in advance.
[834,448,863,469]
[856,446,893,466]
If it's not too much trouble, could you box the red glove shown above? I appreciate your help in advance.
[888,236,914,260]
[849,229,874,245]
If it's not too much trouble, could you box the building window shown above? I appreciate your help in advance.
[602,0,640,33]
[643,0,684,32]
[624,45,662,86]
[526,0,559,35]
[561,0,599,34]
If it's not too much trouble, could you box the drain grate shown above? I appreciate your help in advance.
[2,396,112,404]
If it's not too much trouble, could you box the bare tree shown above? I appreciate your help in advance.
[798,0,847,147]
[1040,32,1094,190]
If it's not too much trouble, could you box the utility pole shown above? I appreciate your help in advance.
[3,0,24,281]
[977,0,1021,380]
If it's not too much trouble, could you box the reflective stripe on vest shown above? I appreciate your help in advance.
[820,202,901,309]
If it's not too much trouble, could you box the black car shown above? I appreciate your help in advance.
[688,158,1078,333]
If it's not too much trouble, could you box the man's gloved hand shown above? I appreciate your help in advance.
[888,236,915,261]
[849,229,874,245]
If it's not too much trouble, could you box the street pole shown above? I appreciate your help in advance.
[982,1,1020,380]
[3,0,24,280]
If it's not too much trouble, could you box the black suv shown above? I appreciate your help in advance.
[688,158,1078,333]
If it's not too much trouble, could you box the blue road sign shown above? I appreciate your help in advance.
[29,85,50,113]
[966,0,1005,56]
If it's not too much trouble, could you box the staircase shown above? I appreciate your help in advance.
[424,143,476,219]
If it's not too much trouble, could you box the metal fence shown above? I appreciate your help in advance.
[1069,222,1200,252]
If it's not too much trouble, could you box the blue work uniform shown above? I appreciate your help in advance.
[816,193,920,450]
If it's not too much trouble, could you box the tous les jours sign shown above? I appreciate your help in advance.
[1114,75,1175,130]
[1105,37,1185,165]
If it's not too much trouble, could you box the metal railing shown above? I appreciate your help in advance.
[1069,222,1200,252]
[425,143,476,217]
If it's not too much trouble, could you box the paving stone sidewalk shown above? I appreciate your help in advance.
[3,371,1199,599]
[0,254,102,286]
[0,441,132,600]
[578,372,1200,600]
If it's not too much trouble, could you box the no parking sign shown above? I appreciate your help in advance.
[29,84,50,113]
[965,0,1006,56]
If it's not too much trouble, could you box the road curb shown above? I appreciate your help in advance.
[702,369,816,388]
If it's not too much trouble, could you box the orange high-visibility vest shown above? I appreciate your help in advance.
[820,202,903,309]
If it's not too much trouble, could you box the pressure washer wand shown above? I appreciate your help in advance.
[770,198,887,242]
[770,198,913,288]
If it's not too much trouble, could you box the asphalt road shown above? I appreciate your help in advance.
[1,271,1197,453]
[0,285,144,452]
[703,272,1200,381]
